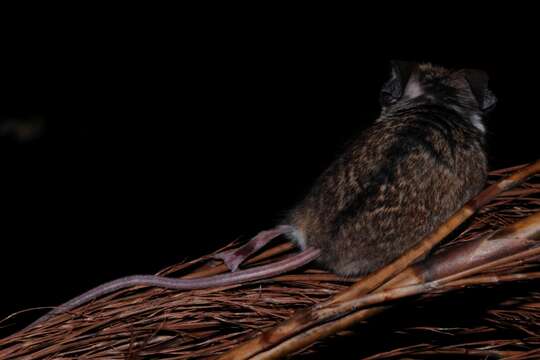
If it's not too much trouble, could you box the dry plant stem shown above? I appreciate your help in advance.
[250,242,540,360]
[319,246,540,322]
[219,159,540,360]
[250,244,540,360]
[249,308,388,360]
[252,240,540,359]
[386,211,540,288]
[0,164,536,360]
[251,274,540,360]
[365,347,523,360]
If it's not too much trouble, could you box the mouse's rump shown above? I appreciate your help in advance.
[286,115,488,277]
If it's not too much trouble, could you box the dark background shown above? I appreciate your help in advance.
[0,13,538,334]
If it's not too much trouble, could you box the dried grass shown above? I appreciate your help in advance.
[1,163,539,359]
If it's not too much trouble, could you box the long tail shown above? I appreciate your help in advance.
[24,248,320,331]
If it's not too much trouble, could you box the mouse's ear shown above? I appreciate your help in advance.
[462,69,497,112]
[380,60,416,106]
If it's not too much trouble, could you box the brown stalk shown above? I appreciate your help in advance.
[220,159,540,360]
[252,273,540,360]
[249,245,540,360]
[250,228,540,359]
[386,210,540,288]
[317,247,540,322]
[249,236,540,360]
[0,164,538,359]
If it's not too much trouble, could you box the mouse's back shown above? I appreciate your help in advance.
[286,61,496,276]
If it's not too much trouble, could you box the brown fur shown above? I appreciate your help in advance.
[285,63,492,276]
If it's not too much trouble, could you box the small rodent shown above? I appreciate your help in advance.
[285,60,496,276]
[24,61,496,329]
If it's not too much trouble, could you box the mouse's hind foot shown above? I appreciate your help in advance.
[214,225,295,272]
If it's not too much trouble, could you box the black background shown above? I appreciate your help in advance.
[0,10,538,334]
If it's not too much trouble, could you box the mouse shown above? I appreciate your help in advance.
[23,60,496,330]
[221,61,495,276]
[282,61,496,276]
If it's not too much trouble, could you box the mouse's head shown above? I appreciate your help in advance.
[379,61,497,132]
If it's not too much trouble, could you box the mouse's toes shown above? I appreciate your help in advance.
[213,250,245,272]
[213,226,294,272]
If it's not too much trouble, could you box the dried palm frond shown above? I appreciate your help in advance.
[0,161,539,360]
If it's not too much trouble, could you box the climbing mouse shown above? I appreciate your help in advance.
[24,61,496,329]
[282,61,496,276]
